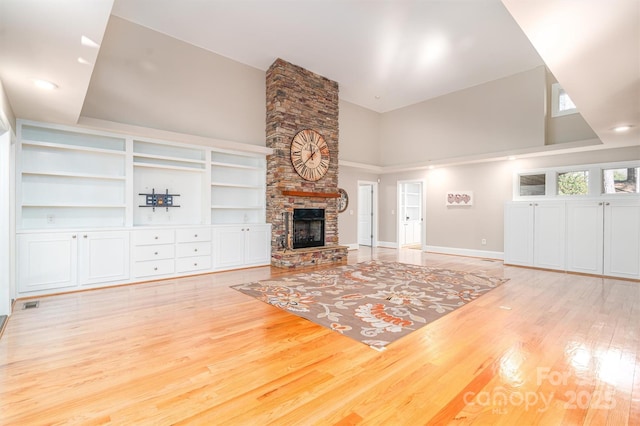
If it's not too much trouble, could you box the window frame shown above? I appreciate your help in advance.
[551,82,578,118]
[513,160,640,201]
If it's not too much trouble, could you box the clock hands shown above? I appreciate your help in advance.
[303,143,318,166]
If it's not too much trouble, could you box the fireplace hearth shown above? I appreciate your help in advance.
[293,208,325,249]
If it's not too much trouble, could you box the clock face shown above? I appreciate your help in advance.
[338,188,349,213]
[290,129,330,181]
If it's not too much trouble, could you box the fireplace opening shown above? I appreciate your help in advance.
[293,208,325,249]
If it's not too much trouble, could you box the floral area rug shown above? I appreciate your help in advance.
[231,260,508,350]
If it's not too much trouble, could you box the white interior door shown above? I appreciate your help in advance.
[398,180,423,248]
[358,183,373,246]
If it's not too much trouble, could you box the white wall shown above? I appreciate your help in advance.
[81,16,266,146]
[378,66,547,166]
[338,100,381,164]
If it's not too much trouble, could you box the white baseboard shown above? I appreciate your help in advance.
[377,241,398,249]
[425,245,504,260]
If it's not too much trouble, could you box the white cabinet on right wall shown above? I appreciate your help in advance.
[508,199,640,279]
[566,201,604,275]
[567,199,640,279]
[603,199,640,279]
[504,201,566,271]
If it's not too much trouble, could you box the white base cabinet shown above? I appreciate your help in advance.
[78,231,130,286]
[213,224,271,270]
[17,230,130,295]
[132,228,176,279]
[17,233,77,293]
[16,224,272,297]
[603,199,640,279]
[506,199,640,279]
[504,201,565,271]
[566,201,604,275]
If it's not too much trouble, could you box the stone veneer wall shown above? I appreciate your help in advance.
[265,58,347,268]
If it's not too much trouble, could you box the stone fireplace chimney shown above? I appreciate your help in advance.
[265,58,347,268]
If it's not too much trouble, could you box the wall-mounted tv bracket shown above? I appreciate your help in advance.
[139,188,180,212]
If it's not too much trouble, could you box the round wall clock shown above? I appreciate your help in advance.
[337,188,349,213]
[290,129,330,181]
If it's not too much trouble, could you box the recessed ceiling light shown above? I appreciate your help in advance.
[77,57,92,65]
[374,95,381,100]
[428,165,435,170]
[33,79,58,90]
[81,35,100,48]
[613,125,632,133]
[508,156,516,161]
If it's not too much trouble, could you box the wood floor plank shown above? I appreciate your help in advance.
[1,248,639,425]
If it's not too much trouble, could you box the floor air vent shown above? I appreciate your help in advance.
[22,301,39,310]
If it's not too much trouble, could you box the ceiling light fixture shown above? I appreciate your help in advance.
[613,125,632,133]
[33,79,58,90]
[508,156,516,161]
[77,57,92,65]
[81,35,100,48]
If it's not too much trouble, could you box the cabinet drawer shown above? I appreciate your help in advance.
[133,244,175,262]
[176,241,211,258]
[133,229,175,246]
[133,259,175,278]
[176,256,212,273]
[176,227,211,243]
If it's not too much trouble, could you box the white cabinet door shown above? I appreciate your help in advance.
[213,226,246,269]
[504,201,565,270]
[78,231,130,286]
[244,224,271,266]
[566,201,604,275]
[213,225,271,269]
[604,199,640,279]
[504,202,534,266]
[533,201,566,270]
[17,233,78,293]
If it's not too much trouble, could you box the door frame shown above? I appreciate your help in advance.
[357,180,378,247]
[0,130,13,316]
[397,179,425,249]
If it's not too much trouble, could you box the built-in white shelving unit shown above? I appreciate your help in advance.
[18,124,127,229]
[132,139,208,226]
[211,149,266,224]
[14,120,272,297]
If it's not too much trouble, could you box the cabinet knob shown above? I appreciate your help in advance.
[154,236,158,240]
[605,202,610,206]
[193,262,198,266]
[246,228,250,232]
[599,202,603,206]
[194,248,198,252]
[154,252,158,255]
[194,234,198,238]
[83,234,88,238]
[529,203,533,206]
[72,235,77,239]
[153,267,158,271]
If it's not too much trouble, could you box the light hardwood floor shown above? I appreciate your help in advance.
[1,248,639,425]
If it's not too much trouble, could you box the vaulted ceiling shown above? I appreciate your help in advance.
[0,0,638,148]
